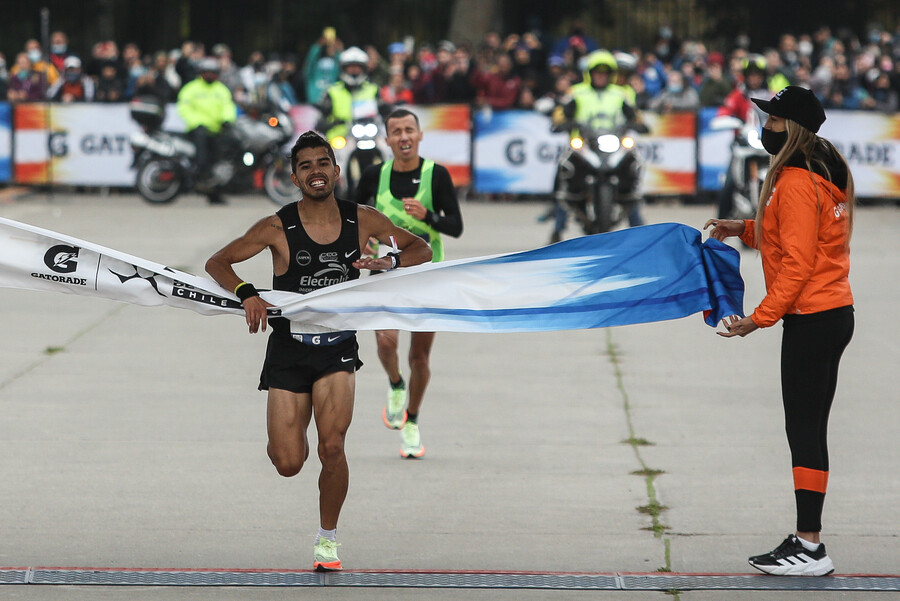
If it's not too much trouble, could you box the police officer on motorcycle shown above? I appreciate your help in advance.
[317,46,381,142]
[550,50,645,240]
[176,57,237,204]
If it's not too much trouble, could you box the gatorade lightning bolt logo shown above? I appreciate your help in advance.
[43,245,80,274]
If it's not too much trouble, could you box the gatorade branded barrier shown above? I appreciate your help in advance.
[0,101,897,198]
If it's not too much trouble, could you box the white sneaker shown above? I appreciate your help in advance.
[382,385,407,430]
[400,422,425,458]
[748,535,834,576]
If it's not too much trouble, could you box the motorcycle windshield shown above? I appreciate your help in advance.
[352,99,378,120]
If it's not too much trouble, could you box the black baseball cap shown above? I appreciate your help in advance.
[752,86,826,133]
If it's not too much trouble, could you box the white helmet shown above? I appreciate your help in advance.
[614,51,637,72]
[340,46,368,67]
[197,57,220,73]
[339,46,369,86]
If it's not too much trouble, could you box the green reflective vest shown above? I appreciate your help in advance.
[375,159,443,262]
[324,81,379,141]
[176,78,237,133]
[570,83,627,131]
[611,83,637,106]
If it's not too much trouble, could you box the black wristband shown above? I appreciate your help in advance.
[235,282,259,301]
[386,252,401,269]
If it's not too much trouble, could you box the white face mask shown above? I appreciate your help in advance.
[27,49,42,63]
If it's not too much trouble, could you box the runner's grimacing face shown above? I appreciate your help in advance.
[385,115,422,161]
[292,147,339,200]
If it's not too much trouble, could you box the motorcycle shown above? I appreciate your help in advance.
[551,120,646,237]
[129,97,296,206]
[326,98,386,198]
[710,115,769,221]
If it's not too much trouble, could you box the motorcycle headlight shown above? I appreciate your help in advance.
[331,136,347,150]
[357,140,376,150]
[621,136,635,149]
[597,134,620,153]
[350,123,367,138]
[570,137,585,150]
[243,152,255,167]
[364,123,378,138]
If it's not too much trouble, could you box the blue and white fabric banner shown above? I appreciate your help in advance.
[0,217,743,333]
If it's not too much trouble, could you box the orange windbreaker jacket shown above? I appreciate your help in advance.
[740,167,853,328]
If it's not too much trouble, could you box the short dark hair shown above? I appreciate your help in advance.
[385,107,420,131]
[290,131,336,172]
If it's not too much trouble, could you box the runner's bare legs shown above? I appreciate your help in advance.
[376,330,435,415]
[376,330,403,385]
[265,370,355,529]
[406,331,435,416]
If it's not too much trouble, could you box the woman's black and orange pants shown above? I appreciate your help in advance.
[780,305,854,533]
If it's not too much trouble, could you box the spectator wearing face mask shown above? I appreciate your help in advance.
[7,52,48,101]
[47,56,95,102]
[10,39,59,90]
[639,51,668,97]
[48,31,72,74]
[649,69,700,112]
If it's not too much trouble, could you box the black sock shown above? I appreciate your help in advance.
[390,376,405,390]
[406,412,418,424]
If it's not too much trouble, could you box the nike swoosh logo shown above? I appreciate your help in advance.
[412,179,421,184]
[346,219,356,224]
[345,250,357,258]
[328,335,342,342]
[287,225,296,229]
[341,356,353,363]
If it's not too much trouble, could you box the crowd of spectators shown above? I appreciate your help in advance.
[2,22,899,114]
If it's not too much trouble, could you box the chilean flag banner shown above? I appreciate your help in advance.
[0,217,743,334]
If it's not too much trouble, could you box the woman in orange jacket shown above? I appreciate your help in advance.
[705,86,854,577]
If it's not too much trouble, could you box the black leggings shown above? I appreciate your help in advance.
[780,305,854,532]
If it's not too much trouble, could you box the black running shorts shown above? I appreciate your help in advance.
[258,333,363,394]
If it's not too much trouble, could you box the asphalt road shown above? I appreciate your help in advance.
[1,190,897,600]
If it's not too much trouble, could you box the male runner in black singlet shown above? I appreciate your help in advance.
[356,108,463,458]
[206,131,431,571]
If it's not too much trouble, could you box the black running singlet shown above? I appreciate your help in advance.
[269,200,361,341]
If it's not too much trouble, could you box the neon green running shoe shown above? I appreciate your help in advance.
[400,422,425,458]
[313,537,342,572]
[382,385,407,430]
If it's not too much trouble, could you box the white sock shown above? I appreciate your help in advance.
[797,536,821,551]
[316,528,337,542]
